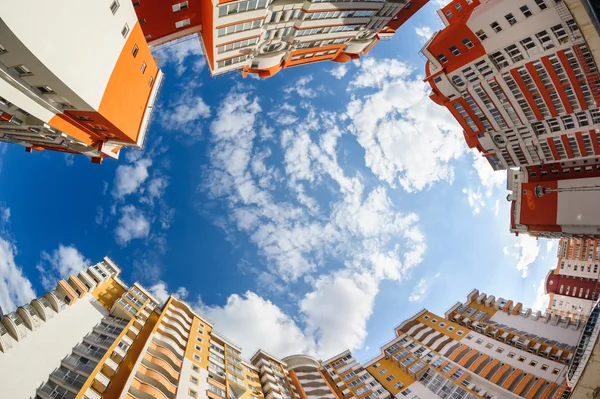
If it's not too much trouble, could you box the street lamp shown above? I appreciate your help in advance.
[534,184,600,198]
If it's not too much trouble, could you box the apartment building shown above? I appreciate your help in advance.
[2,255,597,399]
[0,1,163,162]
[132,0,429,78]
[322,350,390,399]
[422,0,600,239]
[543,238,600,319]
[424,0,600,172]
[363,289,585,399]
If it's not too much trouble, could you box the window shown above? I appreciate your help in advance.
[132,45,139,58]
[394,382,404,389]
[462,38,474,48]
[424,315,430,320]
[121,23,130,38]
[450,46,460,56]
[194,354,201,361]
[445,10,452,19]
[437,54,448,63]
[520,5,532,17]
[192,365,200,372]
[12,65,32,76]
[219,0,268,17]
[92,125,107,131]
[535,0,548,10]
[485,343,493,349]
[149,76,154,86]
[552,368,560,375]
[440,322,446,328]
[217,19,262,37]
[508,352,516,358]
[529,360,538,367]
[466,335,473,340]
[400,389,411,396]
[145,34,151,40]
[505,13,517,25]
[195,345,202,351]
[37,86,54,94]
[496,348,504,354]
[191,376,199,385]
[176,18,191,28]
[172,1,189,12]
[457,331,464,336]
[110,0,120,14]
[378,368,387,375]
[456,3,462,11]
[386,375,395,381]
[141,63,147,73]
[189,389,198,398]
[77,115,92,121]
[133,0,140,5]
[209,383,226,397]
[541,364,549,371]
[198,330,204,335]
[475,339,483,344]
[518,356,526,362]
[433,76,442,83]
[373,363,380,368]
[490,22,502,33]
[476,29,488,41]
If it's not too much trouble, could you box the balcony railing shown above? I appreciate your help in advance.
[38,381,76,399]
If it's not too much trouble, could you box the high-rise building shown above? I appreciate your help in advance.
[422,0,600,239]
[0,1,163,162]
[132,0,429,78]
[543,238,600,319]
[364,289,585,399]
[2,257,597,399]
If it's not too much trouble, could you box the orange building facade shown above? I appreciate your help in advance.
[0,1,163,162]
[422,0,600,238]
[132,0,429,78]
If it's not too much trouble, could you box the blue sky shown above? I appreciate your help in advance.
[0,1,557,362]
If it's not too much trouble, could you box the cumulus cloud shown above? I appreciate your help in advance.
[148,281,190,304]
[153,37,205,76]
[504,235,540,278]
[199,86,430,357]
[329,64,348,79]
[346,58,465,192]
[415,26,434,42]
[408,278,428,302]
[0,206,10,225]
[0,237,36,313]
[532,278,549,312]
[463,150,506,214]
[463,188,485,215]
[113,159,152,199]
[284,75,318,98]
[115,205,150,245]
[36,244,90,290]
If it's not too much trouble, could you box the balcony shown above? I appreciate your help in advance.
[83,387,102,399]
[33,297,55,321]
[62,355,97,376]
[113,345,127,361]
[149,342,183,370]
[153,334,185,358]
[161,316,189,340]
[74,343,107,362]
[103,356,120,376]
[37,380,77,399]
[164,310,191,332]
[157,325,187,349]
[93,371,111,393]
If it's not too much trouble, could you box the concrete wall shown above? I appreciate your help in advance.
[0,0,138,110]
[0,295,108,399]
[491,311,581,346]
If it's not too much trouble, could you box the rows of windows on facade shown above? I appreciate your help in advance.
[0,0,429,162]
[423,0,600,240]
[0,253,598,399]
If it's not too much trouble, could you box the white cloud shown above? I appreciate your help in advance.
[0,237,36,313]
[346,58,465,192]
[433,0,452,6]
[64,154,74,167]
[532,278,549,312]
[115,205,150,245]
[198,291,311,357]
[36,244,90,290]
[505,235,540,278]
[462,188,485,215]
[0,206,10,224]
[147,281,189,304]
[546,240,556,255]
[329,64,348,79]
[142,176,169,204]
[113,159,152,199]
[284,75,318,98]
[415,26,434,42]
[162,97,210,130]
[300,270,378,357]
[408,278,428,302]
[153,38,205,76]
